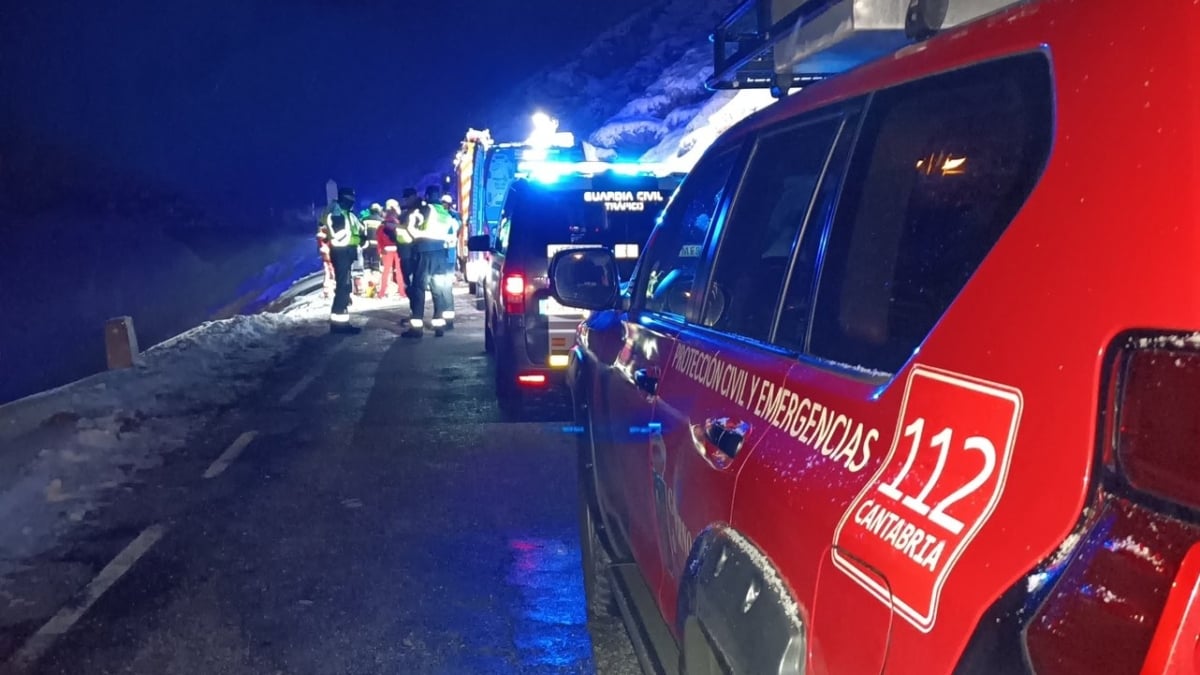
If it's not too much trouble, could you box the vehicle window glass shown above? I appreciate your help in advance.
[495,213,510,255]
[773,116,856,351]
[635,149,739,319]
[701,117,840,342]
[810,53,1053,373]
[507,178,672,280]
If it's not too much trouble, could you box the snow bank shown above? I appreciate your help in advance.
[0,290,328,571]
[640,89,778,172]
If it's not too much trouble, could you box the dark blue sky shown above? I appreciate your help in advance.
[1,0,649,208]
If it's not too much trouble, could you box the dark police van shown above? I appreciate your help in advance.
[469,162,685,415]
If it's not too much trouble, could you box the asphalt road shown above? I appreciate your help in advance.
[0,288,640,675]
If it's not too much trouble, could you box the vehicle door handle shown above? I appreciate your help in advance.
[634,368,660,396]
[705,417,752,459]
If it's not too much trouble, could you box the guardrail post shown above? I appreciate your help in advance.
[105,316,140,370]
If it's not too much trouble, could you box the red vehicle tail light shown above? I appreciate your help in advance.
[503,273,525,314]
[1024,497,1198,675]
[1116,347,1200,509]
[1024,336,1200,675]
[517,373,547,387]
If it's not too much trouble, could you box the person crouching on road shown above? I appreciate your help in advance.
[318,187,365,333]
[378,200,407,299]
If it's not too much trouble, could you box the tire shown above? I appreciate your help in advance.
[484,315,495,354]
[579,478,616,622]
[495,356,523,419]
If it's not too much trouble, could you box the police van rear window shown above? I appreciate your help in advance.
[511,182,670,276]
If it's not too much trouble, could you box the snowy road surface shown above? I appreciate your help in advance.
[0,289,640,674]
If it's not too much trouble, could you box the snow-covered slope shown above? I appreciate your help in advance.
[491,0,779,174]
[493,0,733,139]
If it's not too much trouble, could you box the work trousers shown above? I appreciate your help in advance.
[430,259,455,324]
[362,242,380,271]
[380,248,405,298]
[398,244,416,292]
[330,246,356,318]
[322,258,335,297]
[408,248,455,328]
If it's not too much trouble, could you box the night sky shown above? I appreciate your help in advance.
[1,0,649,209]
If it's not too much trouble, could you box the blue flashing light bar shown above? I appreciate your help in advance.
[516,159,678,182]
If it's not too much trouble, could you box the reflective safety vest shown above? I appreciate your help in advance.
[413,204,458,241]
[317,205,364,248]
[394,210,421,245]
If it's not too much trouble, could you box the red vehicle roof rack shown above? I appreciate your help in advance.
[707,0,1030,97]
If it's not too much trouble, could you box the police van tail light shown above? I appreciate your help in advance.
[1024,335,1200,675]
[517,373,548,387]
[503,273,526,314]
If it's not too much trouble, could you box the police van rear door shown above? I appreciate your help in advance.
[521,174,680,368]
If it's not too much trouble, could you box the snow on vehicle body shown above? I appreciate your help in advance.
[549,0,1200,673]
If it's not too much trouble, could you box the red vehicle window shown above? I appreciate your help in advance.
[700,115,841,343]
[636,148,740,320]
[810,53,1053,373]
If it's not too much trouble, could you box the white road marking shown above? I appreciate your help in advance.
[202,430,259,479]
[280,372,319,404]
[9,524,167,669]
[279,341,347,404]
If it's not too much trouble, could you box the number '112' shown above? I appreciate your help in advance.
[876,418,996,536]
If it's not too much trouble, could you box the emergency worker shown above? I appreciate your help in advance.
[435,193,461,328]
[317,187,364,332]
[398,188,421,297]
[402,186,457,338]
[317,228,335,298]
[378,200,407,299]
[362,203,383,272]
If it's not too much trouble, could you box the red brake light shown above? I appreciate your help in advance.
[517,373,547,387]
[1117,347,1200,509]
[503,273,525,314]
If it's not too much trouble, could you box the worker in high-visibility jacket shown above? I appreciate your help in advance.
[317,187,365,332]
[398,188,422,297]
[402,186,458,338]
[435,194,462,329]
[378,199,408,299]
[361,203,383,273]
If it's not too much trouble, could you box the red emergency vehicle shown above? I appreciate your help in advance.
[549,0,1200,673]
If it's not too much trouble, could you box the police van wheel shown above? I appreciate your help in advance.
[485,323,495,354]
[495,359,523,418]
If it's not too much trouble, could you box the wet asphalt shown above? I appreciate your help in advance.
[0,289,640,675]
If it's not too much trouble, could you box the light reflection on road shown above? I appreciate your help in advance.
[507,536,594,672]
